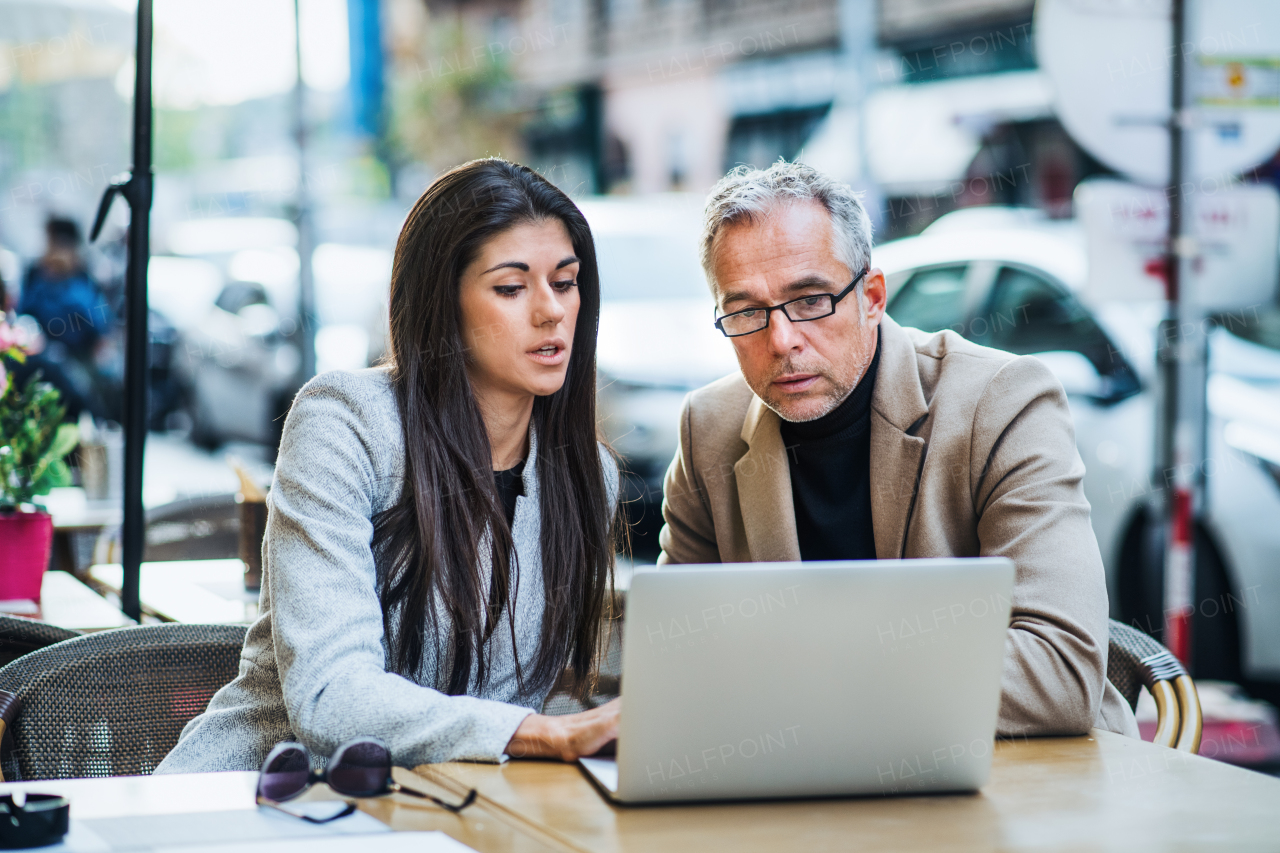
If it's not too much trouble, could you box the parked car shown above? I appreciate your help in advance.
[156,218,391,449]
[875,207,1280,700]
[580,196,738,555]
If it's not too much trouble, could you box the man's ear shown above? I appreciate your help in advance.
[863,268,888,323]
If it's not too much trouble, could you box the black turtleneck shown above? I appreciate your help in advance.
[778,330,881,562]
[494,459,526,528]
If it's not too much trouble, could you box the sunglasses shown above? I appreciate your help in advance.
[256,738,477,824]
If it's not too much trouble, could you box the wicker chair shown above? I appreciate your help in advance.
[143,495,241,561]
[0,616,81,669]
[0,623,247,781]
[95,495,242,565]
[1108,619,1202,753]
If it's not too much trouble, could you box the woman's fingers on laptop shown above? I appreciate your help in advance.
[586,739,617,757]
[561,698,620,763]
[505,699,621,762]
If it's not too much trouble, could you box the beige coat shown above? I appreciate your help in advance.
[658,315,1139,738]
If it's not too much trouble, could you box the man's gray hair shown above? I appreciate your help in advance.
[700,161,874,294]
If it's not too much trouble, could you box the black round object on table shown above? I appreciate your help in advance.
[0,794,69,849]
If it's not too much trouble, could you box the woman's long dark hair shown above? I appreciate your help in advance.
[375,158,615,699]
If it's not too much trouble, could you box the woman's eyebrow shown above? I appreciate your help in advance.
[480,256,579,274]
[482,260,530,274]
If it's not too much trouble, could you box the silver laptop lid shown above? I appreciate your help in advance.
[614,558,1014,803]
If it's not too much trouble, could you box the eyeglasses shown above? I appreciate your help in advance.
[256,738,478,824]
[714,268,869,338]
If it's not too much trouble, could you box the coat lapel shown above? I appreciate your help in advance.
[735,395,801,562]
[869,317,930,559]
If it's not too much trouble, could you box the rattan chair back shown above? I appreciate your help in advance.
[145,494,242,561]
[1108,619,1202,753]
[0,616,80,669]
[0,623,246,780]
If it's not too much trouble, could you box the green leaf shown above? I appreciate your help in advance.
[28,423,78,491]
[45,423,79,463]
[0,371,71,505]
[31,457,72,496]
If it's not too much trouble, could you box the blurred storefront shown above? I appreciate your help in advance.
[398,0,843,194]
[389,0,1116,239]
[870,0,1111,237]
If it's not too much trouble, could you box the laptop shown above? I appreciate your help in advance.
[579,558,1015,804]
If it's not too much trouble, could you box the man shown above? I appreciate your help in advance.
[658,161,1138,738]
[15,217,114,419]
[19,218,111,358]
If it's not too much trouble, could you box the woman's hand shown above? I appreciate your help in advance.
[505,698,620,762]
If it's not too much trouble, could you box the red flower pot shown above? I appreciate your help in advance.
[0,511,53,602]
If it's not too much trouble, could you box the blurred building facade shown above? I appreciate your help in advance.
[1,0,1123,267]
[0,2,133,258]
[870,0,1109,237]
[388,0,1112,237]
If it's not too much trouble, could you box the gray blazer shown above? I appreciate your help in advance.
[156,367,617,773]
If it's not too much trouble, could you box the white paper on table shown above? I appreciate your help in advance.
[49,807,395,852]
[164,833,478,853]
[46,826,475,853]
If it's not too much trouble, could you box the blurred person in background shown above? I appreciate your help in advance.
[156,159,622,775]
[13,217,116,419]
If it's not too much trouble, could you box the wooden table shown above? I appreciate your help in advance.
[0,731,1276,851]
[416,730,1280,852]
[0,570,134,632]
[89,559,257,624]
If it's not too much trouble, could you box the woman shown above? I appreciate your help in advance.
[158,159,621,773]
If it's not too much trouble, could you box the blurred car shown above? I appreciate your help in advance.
[154,218,391,449]
[148,249,299,448]
[875,207,1280,697]
[580,196,738,552]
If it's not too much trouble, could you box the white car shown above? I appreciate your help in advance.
[156,218,392,449]
[876,208,1280,700]
[583,196,738,555]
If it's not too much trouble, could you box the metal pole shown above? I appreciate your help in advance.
[120,0,154,623]
[294,0,317,381]
[1161,0,1196,664]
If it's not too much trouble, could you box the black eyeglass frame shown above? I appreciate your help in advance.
[255,738,478,825]
[713,268,869,338]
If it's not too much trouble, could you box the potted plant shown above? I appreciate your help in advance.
[0,318,79,602]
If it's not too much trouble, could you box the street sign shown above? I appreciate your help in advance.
[1037,0,1280,186]
[1076,178,1280,310]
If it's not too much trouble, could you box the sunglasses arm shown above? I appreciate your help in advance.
[388,782,478,814]
[256,795,357,824]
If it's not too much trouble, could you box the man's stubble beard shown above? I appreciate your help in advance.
[759,358,851,424]
[756,328,877,424]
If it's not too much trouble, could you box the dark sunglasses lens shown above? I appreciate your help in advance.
[328,740,390,797]
[259,745,311,801]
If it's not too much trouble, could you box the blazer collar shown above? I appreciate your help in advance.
[737,395,800,562]
[734,315,930,562]
[869,316,930,559]
[870,316,930,432]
